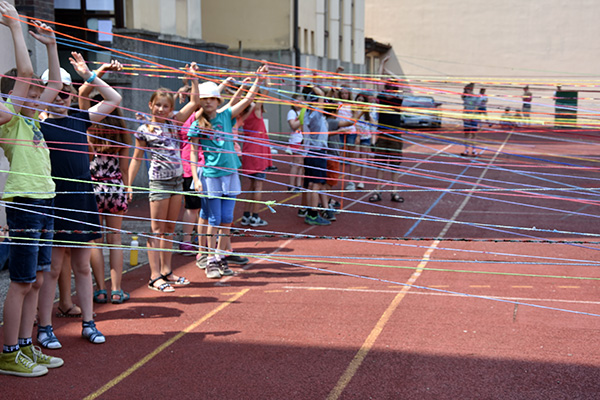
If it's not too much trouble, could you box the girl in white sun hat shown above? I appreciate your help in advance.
[188,63,268,279]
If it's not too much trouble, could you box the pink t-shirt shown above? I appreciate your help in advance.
[181,114,204,177]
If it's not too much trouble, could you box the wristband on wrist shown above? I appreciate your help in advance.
[86,71,97,84]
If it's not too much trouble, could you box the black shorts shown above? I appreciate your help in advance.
[303,156,327,185]
[182,176,203,210]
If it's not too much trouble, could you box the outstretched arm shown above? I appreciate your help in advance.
[70,52,122,123]
[230,64,268,119]
[174,62,200,124]
[0,2,33,114]
[30,20,62,109]
[78,59,122,111]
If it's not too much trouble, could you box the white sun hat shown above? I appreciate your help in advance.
[198,81,221,99]
[40,68,72,85]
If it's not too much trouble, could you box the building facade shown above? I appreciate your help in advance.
[365,0,600,125]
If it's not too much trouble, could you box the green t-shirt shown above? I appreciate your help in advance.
[0,99,55,200]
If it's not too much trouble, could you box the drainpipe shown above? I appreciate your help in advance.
[293,0,300,90]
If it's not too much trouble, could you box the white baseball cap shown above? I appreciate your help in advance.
[198,81,221,99]
[40,68,72,86]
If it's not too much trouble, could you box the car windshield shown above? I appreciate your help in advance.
[403,97,435,108]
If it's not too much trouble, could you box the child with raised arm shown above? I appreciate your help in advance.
[240,97,271,227]
[36,50,122,347]
[78,60,132,305]
[188,64,267,279]
[127,64,199,293]
[0,2,63,376]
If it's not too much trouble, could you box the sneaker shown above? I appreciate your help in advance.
[196,253,208,269]
[305,214,332,226]
[249,216,268,227]
[224,255,249,265]
[284,147,293,155]
[82,320,105,344]
[217,258,234,276]
[205,260,222,279]
[328,200,341,210]
[37,325,62,349]
[265,165,278,172]
[297,208,308,218]
[321,209,336,221]
[0,349,48,377]
[178,242,195,255]
[21,345,63,369]
[346,182,356,191]
[240,215,252,226]
[356,182,365,189]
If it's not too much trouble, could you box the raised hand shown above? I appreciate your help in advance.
[68,51,93,80]
[100,59,123,72]
[0,1,21,28]
[184,62,199,82]
[257,63,269,75]
[29,20,56,46]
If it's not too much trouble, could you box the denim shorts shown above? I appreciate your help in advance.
[149,175,184,202]
[6,198,54,283]
[341,133,357,146]
[250,172,266,180]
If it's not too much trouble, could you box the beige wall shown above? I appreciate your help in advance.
[366,0,600,77]
[365,0,600,124]
[201,0,364,64]
[125,0,203,40]
[202,0,291,51]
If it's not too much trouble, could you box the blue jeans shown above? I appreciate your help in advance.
[6,198,54,283]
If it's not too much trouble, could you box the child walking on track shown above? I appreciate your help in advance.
[189,64,268,279]
[0,2,63,376]
[36,51,122,348]
[128,63,199,293]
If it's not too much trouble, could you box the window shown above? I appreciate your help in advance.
[54,1,124,75]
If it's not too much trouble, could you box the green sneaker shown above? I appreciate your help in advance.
[21,344,64,369]
[0,349,48,377]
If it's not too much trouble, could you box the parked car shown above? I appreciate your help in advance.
[400,95,442,128]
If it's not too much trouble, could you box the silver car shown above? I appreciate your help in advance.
[400,95,442,128]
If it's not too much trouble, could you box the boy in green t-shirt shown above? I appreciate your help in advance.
[0,1,63,377]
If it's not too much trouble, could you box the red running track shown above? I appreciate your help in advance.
[2,127,600,399]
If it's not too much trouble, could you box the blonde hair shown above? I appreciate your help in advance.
[149,88,175,109]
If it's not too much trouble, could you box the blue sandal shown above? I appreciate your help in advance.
[37,325,62,349]
[82,320,105,344]
[93,289,108,304]
[111,290,130,304]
